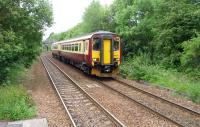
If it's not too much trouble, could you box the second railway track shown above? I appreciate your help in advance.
[97,78,200,127]
[41,56,125,127]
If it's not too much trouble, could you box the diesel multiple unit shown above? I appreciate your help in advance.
[52,31,121,77]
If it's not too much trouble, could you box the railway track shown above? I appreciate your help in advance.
[41,56,125,127]
[97,78,200,127]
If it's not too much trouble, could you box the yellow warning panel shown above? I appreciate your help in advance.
[103,39,111,64]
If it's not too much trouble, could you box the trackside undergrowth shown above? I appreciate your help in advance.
[0,64,36,120]
[120,56,200,104]
[0,85,36,120]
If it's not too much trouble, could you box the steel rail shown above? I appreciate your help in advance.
[46,57,126,127]
[95,80,184,127]
[113,78,200,117]
[41,56,77,127]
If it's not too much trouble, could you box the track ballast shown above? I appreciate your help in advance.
[41,56,125,127]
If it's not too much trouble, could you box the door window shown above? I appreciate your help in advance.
[93,38,101,51]
[114,40,119,51]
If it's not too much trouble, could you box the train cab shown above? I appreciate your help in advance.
[91,33,121,77]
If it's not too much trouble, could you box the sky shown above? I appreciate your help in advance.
[44,0,114,39]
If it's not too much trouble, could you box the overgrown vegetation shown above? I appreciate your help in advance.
[0,0,53,84]
[48,0,200,103]
[0,85,36,120]
[0,0,53,120]
[120,55,200,103]
[0,63,36,120]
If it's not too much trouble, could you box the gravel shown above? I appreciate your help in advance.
[48,53,177,127]
[100,79,200,127]
[41,56,117,126]
[115,76,200,113]
[23,58,73,127]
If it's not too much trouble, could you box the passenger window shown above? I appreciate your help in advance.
[83,41,85,52]
[114,40,119,51]
[93,38,101,51]
[85,41,88,51]
[71,44,74,51]
[79,43,81,52]
[70,44,72,51]
[68,45,70,51]
[67,45,70,51]
[75,44,78,51]
[69,44,71,51]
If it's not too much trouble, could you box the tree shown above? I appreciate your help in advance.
[181,35,200,79]
[0,0,53,83]
[82,0,109,33]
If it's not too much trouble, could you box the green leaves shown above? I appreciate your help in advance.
[0,0,53,84]
[82,1,105,32]
[47,0,200,80]
[181,35,200,79]
[114,0,200,79]
[0,85,36,120]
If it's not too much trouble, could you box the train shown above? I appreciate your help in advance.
[51,31,121,77]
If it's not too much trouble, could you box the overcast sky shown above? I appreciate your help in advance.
[44,0,114,39]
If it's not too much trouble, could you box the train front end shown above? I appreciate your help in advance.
[91,33,121,77]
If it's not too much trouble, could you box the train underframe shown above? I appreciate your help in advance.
[52,52,119,77]
[90,63,119,77]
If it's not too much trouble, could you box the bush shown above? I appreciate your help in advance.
[0,60,36,120]
[120,55,200,103]
[181,35,200,79]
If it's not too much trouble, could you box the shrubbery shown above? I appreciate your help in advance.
[120,55,200,103]
[181,35,200,79]
[0,0,53,84]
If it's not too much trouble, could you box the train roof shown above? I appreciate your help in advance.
[53,31,116,44]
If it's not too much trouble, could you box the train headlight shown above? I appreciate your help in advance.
[93,58,99,62]
[114,58,120,61]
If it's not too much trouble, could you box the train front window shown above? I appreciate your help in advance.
[114,40,119,51]
[93,38,101,51]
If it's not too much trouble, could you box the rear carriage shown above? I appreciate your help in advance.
[52,31,121,77]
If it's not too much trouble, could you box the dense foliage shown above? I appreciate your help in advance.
[48,0,200,80]
[0,0,53,84]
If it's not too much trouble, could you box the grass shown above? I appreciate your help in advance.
[0,64,36,120]
[120,55,200,104]
[0,85,36,120]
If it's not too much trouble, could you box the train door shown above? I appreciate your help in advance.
[83,40,89,61]
[103,39,111,65]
